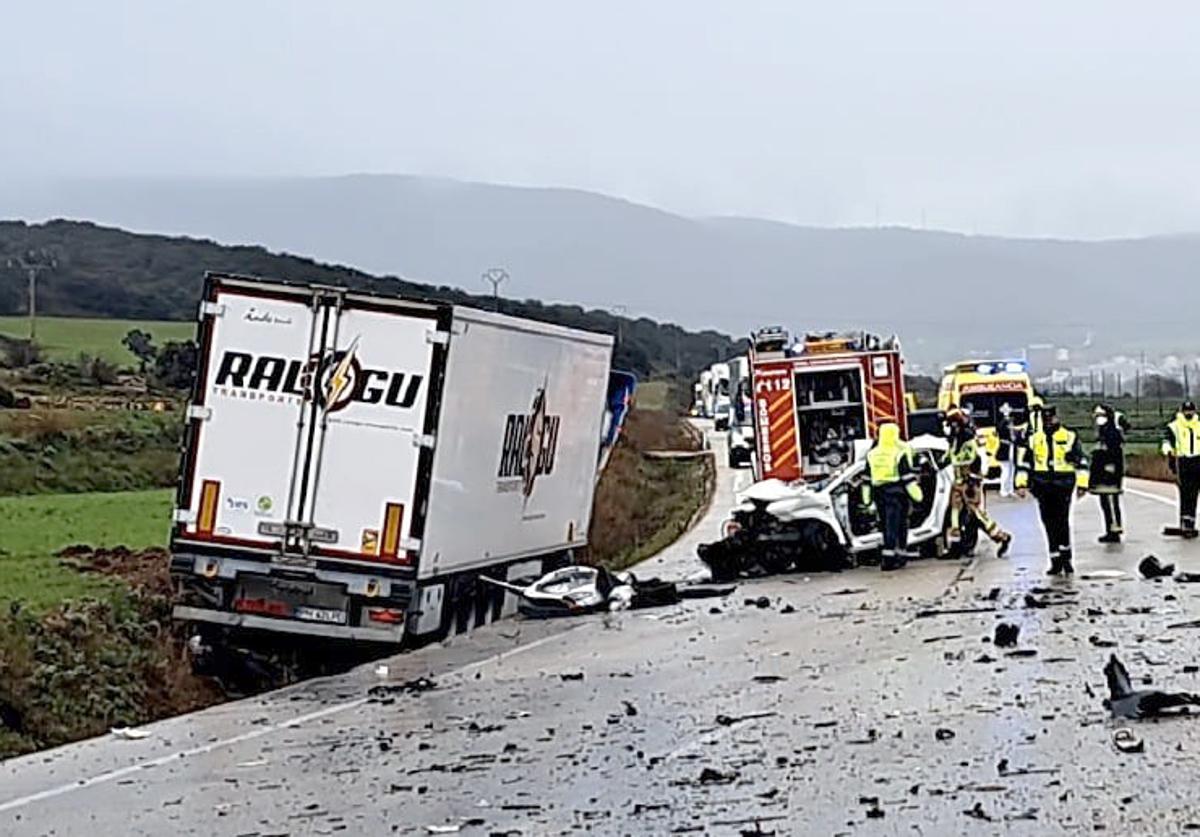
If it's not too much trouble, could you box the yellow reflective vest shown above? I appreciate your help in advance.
[1163,414,1200,458]
[1017,426,1089,490]
[864,439,923,503]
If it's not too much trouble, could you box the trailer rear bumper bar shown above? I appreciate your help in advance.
[173,605,406,643]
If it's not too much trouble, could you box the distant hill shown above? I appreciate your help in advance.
[0,220,740,379]
[4,174,1200,366]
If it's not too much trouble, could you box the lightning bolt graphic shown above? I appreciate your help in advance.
[325,335,359,409]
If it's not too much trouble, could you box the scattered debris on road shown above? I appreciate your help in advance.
[1139,555,1176,579]
[482,566,734,618]
[1113,728,1145,754]
[1105,654,1200,719]
[915,606,996,619]
[368,677,437,703]
[716,711,778,727]
[109,726,152,741]
[994,623,1020,648]
[698,767,740,785]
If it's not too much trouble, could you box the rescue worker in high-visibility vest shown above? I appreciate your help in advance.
[1026,395,1046,437]
[862,422,924,572]
[1010,395,1041,474]
[1016,405,1089,576]
[941,409,1013,558]
[1090,403,1129,544]
[1162,400,1200,538]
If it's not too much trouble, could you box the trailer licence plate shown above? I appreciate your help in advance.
[293,606,348,625]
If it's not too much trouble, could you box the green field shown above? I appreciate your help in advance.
[0,316,193,365]
[635,380,672,411]
[0,489,173,611]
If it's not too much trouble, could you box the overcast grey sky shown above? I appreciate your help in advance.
[4,1,1200,239]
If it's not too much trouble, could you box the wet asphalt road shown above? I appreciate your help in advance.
[6,427,1200,835]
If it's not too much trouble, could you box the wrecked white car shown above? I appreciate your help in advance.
[698,435,953,580]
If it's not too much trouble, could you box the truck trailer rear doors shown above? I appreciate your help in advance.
[175,275,442,568]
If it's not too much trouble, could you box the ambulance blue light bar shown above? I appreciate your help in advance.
[974,361,1027,375]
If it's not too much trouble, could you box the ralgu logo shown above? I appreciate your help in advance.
[497,387,561,499]
[212,338,423,412]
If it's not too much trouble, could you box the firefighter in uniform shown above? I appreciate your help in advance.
[1016,405,1089,575]
[863,422,924,572]
[1090,403,1129,543]
[1162,400,1200,538]
[942,409,1013,558]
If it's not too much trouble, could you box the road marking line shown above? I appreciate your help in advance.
[1127,487,1175,508]
[0,626,579,815]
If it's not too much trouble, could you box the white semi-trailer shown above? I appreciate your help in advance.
[171,273,614,666]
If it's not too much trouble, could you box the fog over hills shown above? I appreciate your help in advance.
[4,174,1197,368]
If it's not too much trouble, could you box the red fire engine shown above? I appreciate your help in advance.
[749,327,908,482]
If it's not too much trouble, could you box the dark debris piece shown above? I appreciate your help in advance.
[935,728,956,741]
[716,711,778,727]
[1105,654,1200,719]
[367,677,436,701]
[993,623,1020,648]
[1024,593,1073,609]
[1139,554,1175,579]
[964,802,992,821]
[916,607,996,619]
[698,767,740,785]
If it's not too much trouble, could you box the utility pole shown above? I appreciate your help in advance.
[610,304,628,347]
[6,249,57,342]
[481,267,509,313]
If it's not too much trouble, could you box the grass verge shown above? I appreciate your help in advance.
[585,406,711,571]
[0,316,193,365]
[0,488,217,760]
[0,489,172,612]
[0,409,182,496]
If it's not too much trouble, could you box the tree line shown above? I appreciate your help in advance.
[0,220,743,380]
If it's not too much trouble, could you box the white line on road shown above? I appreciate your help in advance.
[1127,487,1175,508]
[0,626,580,815]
